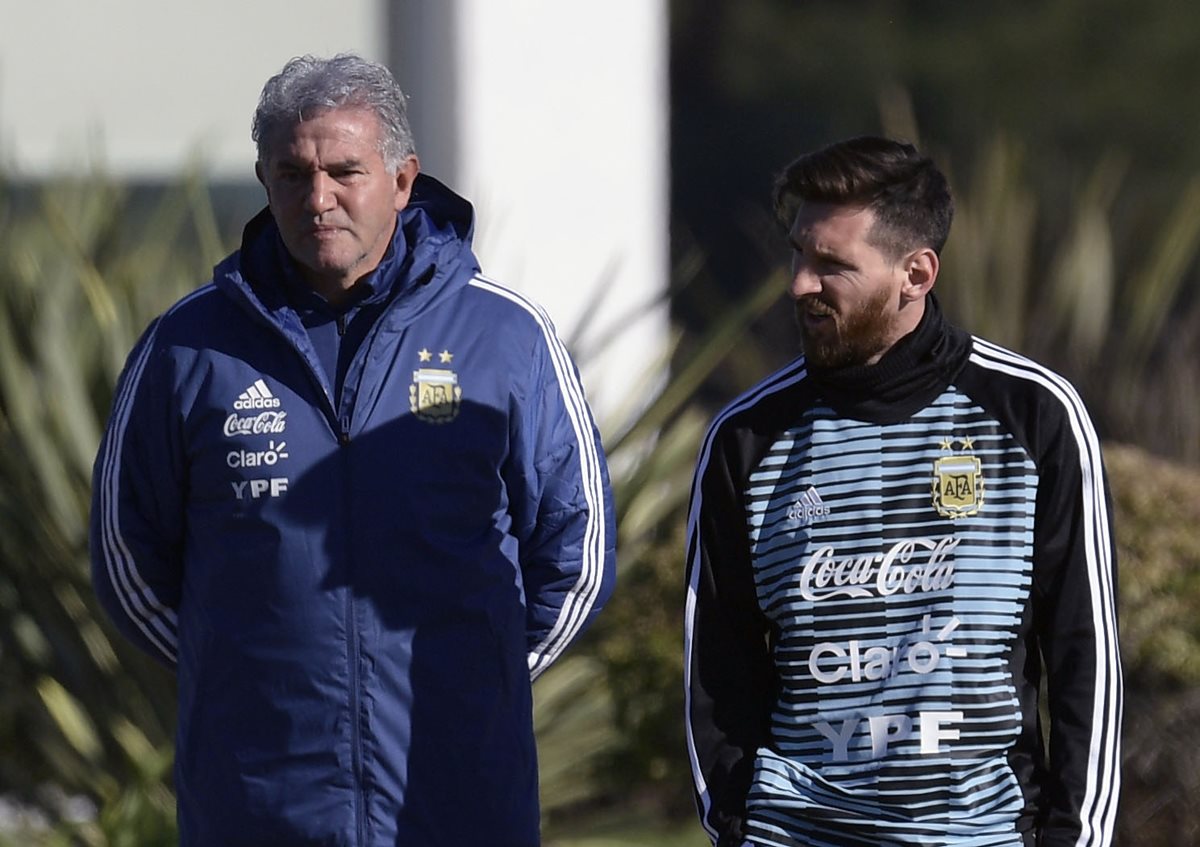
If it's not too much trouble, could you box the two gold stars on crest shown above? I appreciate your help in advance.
[418,348,454,364]
[939,435,975,451]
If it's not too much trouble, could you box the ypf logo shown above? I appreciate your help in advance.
[231,478,289,500]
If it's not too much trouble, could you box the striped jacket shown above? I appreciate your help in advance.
[684,298,1120,847]
[91,175,616,846]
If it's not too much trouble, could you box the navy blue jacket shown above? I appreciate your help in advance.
[90,175,616,846]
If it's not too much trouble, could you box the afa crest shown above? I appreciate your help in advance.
[932,438,984,518]
[410,367,462,423]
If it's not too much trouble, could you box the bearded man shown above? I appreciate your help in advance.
[683,136,1122,847]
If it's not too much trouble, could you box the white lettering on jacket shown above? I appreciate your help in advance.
[814,710,964,762]
[223,411,287,437]
[230,478,289,499]
[227,440,289,468]
[797,536,959,602]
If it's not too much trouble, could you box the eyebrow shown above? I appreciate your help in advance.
[274,157,367,172]
[789,236,855,268]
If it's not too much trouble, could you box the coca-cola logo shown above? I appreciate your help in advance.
[797,536,959,602]
[223,411,288,437]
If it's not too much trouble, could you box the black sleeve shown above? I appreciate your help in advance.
[1030,398,1122,847]
[684,423,777,846]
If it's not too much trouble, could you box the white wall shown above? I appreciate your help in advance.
[392,0,670,423]
[0,0,382,178]
[1,0,669,424]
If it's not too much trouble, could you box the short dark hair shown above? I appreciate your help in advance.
[772,136,953,257]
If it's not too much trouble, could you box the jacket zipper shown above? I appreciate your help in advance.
[346,576,365,845]
[259,293,366,842]
[338,411,365,845]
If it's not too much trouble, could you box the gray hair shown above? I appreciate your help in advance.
[252,53,416,171]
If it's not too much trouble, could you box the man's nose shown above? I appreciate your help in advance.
[789,262,821,299]
[303,173,336,214]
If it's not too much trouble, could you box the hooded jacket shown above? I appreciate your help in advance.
[91,175,616,846]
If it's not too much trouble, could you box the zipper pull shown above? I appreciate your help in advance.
[339,414,351,445]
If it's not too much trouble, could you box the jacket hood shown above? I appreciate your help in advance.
[211,174,481,334]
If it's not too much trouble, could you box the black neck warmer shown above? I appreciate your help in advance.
[804,295,974,423]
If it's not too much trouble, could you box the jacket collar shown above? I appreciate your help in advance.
[805,294,974,422]
[210,174,481,333]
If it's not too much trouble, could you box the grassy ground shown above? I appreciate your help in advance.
[544,813,706,846]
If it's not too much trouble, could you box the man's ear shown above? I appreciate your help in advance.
[255,161,268,193]
[394,156,421,211]
[901,247,939,303]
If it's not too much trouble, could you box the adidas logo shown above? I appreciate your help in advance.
[787,486,831,527]
[233,379,281,410]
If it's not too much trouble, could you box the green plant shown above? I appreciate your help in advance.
[1106,445,1200,846]
[937,136,1200,462]
[0,172,218,840]
[536,262,787,827]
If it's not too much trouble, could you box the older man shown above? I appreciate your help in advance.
[91,54,615,846]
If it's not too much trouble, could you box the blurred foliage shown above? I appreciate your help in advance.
[670,0,1200,462]
[0,170,223,844]
[1104,445,1200,846]
[935,136,1200,462]
[1106,446,1200,687]
[542,260,786,835]
[673,0,1200,178]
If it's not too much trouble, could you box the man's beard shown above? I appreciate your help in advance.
[796,286,896,369]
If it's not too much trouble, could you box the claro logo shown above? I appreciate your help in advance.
[798,536,959,602]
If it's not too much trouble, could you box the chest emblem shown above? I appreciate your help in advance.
[411,349,462,423]
[932,437,984,518]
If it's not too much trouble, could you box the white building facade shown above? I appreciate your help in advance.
[1,0,668,422]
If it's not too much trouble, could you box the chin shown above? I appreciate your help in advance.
[801,334,869,369]
[306,252,353,276]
